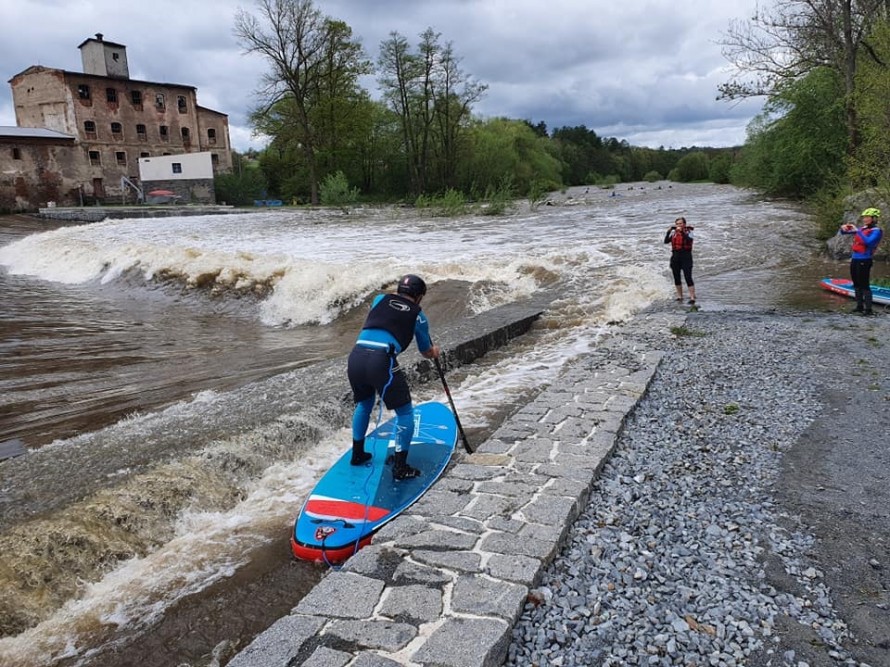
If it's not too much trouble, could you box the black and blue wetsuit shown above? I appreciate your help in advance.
[347,293,433,453]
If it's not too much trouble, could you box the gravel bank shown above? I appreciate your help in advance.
[506,308,890,667]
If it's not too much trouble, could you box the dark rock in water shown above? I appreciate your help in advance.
[0,439,26,462]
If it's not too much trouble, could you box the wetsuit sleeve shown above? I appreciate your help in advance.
[664,229,674,244]
[413,310,433,354]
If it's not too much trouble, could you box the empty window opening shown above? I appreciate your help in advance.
[12,147,22,160]
[88,150,101,166]
[116,152,127,165]
[106,88,118,103]
[177,95,187,112]
[181,127,190,141]
[111,122,123,136]
[155,93,165,109]
[207,128,217,144]
[159,125,169,141]
[140,152,150,158]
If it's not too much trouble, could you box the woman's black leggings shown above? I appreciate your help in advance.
[670,251,694,286]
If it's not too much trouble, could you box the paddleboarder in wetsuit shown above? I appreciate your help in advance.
[664,217,697,304]
[347,274,441,479]
[839,207,883,316]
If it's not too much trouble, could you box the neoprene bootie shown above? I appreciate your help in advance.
[350,439,372,465]
[393,450,420,480]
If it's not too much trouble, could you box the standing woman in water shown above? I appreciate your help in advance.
[664,216,696,304]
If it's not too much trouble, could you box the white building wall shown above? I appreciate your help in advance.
[138,152,213,181]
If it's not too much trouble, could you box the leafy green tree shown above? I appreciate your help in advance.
[214,155,268,205]
[850,19,890,188]
[708,154,733,184]
[235,0,371,204]
[671,152,710,182]
[731,67,847,196]
[458,118,563,196]
[720,0,888,154]
[319,170,359,207]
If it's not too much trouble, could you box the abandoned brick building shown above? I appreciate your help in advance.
[1,33,232,211]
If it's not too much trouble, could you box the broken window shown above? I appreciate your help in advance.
[106,88,117,103]
[116,152,127,165]
[181,127,190,142]
[140,152,150,158]
[111,122,123,137]
[159,125,169,141]
[207,128,217,144]
[172,163,183,174]
[177,95,187,112]
[12,147,22,160]
[155,93,165,110]
[77,84,91,100]
[136,124,147,140]
[88,150,101,166]
[131,90,143,107]
[211,153,219,166]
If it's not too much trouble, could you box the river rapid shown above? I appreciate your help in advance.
[0,184,863,666]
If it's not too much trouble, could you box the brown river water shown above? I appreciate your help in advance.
[0,184,882,666]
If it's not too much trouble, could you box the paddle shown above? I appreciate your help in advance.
[433,356,474,453]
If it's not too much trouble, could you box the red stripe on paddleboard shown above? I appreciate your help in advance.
[291,535,374,564]
[305,498,390,522]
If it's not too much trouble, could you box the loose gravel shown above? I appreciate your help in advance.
[506,312,865,667]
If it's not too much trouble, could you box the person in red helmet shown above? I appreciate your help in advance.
[840,208,883,315]
[347,274,441,479]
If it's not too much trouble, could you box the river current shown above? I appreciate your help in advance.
[0,184,861,666]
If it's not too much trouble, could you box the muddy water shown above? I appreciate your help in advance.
[0,186,882,667]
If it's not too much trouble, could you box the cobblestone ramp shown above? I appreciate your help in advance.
[228,308,687,667]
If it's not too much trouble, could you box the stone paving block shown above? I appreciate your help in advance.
[412,617,512,667]
[431,476,476,493]
[473,438,513,454]
[552,416,598,440]
[475,478,541,500]
[226,615,325,667]
[559,451,608,471]
[510,439,554,463]
[448,462,507,481]
[540,475,590,497]
[411,488,474,516]
[379,583,443,623]
[535,461,599,482]
[351,652,404,667]
[430,515,486,534]
[393,560,452,586]
[485,553,542,586]
[295,573,385,618]
[480,531,557,560]
[413,548,482,573]
[397,529,477,550]
[374,515,428,541]
[485,516,524,533]
[519,521,567,545]
[341,544,404,580]
[303,646,352,667]
[462,493,521,521]
[451,574,528,621]
[326,619,417,652]
[521,493,578,527]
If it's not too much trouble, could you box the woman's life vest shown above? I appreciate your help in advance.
[670,230,694,252]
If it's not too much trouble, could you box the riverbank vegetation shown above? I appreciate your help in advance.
[218,0,890,233]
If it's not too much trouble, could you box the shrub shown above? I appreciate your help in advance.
[319,171,359,208]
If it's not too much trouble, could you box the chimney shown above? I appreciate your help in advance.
[95,33,103,41]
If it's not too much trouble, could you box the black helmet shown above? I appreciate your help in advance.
[397,274,427,298]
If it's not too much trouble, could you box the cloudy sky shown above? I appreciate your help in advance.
[0,0,764,152]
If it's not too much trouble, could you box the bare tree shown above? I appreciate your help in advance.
[235,0,368,204]
[720,0,886,151]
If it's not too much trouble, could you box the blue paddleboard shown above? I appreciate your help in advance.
[291,401,458,564]
[820,277,890,305]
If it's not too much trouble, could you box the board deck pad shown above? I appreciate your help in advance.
[291,401,458,564]
[820,277,890,306]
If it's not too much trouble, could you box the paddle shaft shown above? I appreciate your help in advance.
[433,356,473,453]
